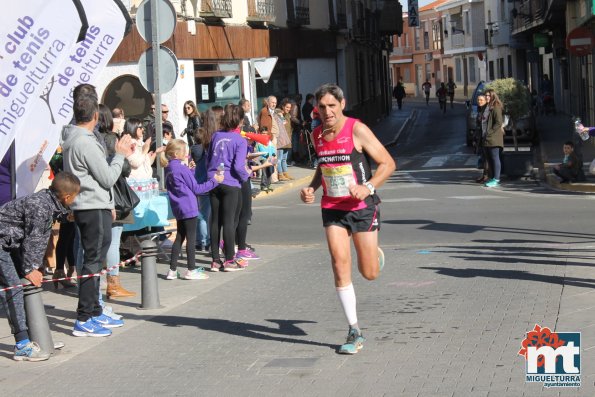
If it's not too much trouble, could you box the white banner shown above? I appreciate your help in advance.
[15,0,130,196]
[0,0,85,164]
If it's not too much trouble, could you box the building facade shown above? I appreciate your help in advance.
[97,0,403,132]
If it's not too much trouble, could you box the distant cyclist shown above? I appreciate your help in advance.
[421,79,432,105]
[446,78,457,108]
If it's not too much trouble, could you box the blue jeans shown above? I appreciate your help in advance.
[277,148,289,173]
[106,226,123,276]
[196,195,211,247]
[487,147,502,180]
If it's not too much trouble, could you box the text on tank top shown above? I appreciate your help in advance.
[313,117,373,211]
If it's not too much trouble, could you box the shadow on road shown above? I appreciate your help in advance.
[384,219,595,240]
[420,266,595,289]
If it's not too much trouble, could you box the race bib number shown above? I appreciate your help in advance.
[322,165,356,197]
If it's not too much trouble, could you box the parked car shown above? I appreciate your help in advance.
[465,80,537,146]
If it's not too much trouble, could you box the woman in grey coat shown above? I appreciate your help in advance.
[483,89,504,187]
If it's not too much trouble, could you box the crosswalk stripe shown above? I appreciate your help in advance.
[422,156,448,168]
[464,156,478,166]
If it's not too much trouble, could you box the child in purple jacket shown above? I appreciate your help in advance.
[162,139,223,280]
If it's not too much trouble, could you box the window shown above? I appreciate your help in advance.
[507,55,512,77]
[432,23,442,50]
[424,31,430,50]
[195,62,242,112]
[498,58,505,79]
[464,11,470,34]
[425,63,431,81]
[468,57,476,82]
[488,60,495,80]
[455,58,462,82]
[404,68,411,83]
[414,28,420,50]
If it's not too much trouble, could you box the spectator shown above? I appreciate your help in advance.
[553,141,581,183]
[146,103,172,143]
[0,171,80,361]
[206,105,251,272]
[102,132,136,299]
[122,118,160,180]
[239,99,257,133]
[182,100,201,147]
[142,101,155,136]
[111,107,125,135]
[302,93,315,129]
[162,139,222,280]
[190,109,217,253]
[482,89,504,188]
[474,94,489,183]
[279,98,296,180]
[61,83,135,337]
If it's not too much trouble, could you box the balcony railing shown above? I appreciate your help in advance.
[247,0,275,22]
[200,0,232,19]
[287,0,310,26]
[511,0,547,32]
[452,32,465,48]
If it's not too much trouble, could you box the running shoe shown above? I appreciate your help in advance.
[338,328,365,354]
[13,341,50,362]
[484,178,500,188]
[378,247,385,272]
[236,249,260,260]
[166,269,178,280]
[222,259,246,272]
[72,319,112,337]
[210,261,221,272]
[183,268,209,280]
[102,305,123,321]
[92,313,124,328]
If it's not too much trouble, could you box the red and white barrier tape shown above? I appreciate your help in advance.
[0,252,143,293]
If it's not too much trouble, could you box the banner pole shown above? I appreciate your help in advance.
[10,141,16,200]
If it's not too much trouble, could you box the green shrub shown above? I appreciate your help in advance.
[486,78,530,122]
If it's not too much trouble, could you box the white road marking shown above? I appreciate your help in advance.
[464,156,479,166]
[422,156,448,168]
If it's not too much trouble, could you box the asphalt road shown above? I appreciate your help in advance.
[2,100,594,396]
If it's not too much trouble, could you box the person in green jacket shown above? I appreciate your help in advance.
[483,89,504,188]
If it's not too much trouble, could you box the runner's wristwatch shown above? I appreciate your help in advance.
[365,182,375,195]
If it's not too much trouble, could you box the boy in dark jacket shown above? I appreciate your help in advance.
[0,172,80,361]
[554,141,581,183]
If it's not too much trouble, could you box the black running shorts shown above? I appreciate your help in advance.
[321,203,381,233]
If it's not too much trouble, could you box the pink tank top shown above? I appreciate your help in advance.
[313,117,374,211]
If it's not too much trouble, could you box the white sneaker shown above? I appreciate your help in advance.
[183,268,209,280]
[166,269,178,280]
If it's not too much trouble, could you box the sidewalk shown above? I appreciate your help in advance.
[537,112,595,193]
[0,107,412,382]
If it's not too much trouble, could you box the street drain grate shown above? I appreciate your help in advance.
[264,358,319,368]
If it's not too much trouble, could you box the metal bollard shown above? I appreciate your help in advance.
[22,280,54,355]
[138,240,163,310]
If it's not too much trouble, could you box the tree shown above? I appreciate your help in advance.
[486,78,530,122]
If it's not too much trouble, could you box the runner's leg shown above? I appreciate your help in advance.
[352,230,380,280]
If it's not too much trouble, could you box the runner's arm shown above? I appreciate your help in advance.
[308,166,322,191]
[353,121,396,190]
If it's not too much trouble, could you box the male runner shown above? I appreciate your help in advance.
[300,84,396,354]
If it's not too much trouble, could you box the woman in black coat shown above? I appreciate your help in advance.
[182,100,201,147]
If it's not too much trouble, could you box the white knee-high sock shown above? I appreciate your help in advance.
[336,283,358,327]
